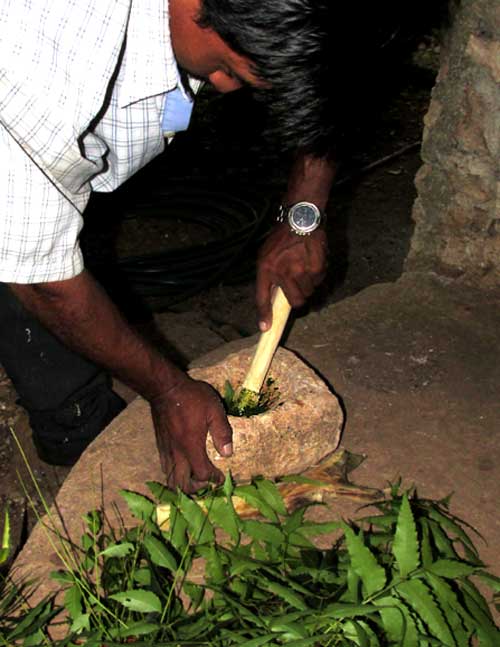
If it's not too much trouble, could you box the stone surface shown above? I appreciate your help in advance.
[406,0,500,287]
[10,345,342,606]
[141,310,235,369]
[191,346,343,480]
[9,274,500,620]
[286,274,500,587]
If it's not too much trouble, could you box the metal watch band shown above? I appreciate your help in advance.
[276,204,288,224]
[276,202,325,235]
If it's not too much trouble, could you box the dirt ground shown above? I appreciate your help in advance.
[2,32,499,598]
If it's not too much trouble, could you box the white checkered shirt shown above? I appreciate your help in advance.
[0,0,183,283]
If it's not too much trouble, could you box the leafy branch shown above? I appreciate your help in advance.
[2,476,500,646]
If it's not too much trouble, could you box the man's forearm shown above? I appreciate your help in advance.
[283,151,336,209]
[9,270,187,402]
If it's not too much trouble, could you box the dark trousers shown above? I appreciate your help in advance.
[0,283,125,465]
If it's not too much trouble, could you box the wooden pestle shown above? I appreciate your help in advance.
[241,286,292,396]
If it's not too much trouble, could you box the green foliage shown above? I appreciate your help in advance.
[0,510,58,645]
[0,508,10,567]
[0,576,58,646]
[2,481,500,646]
[223,378,281,417]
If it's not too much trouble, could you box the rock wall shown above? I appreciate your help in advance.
[406,0,500,288]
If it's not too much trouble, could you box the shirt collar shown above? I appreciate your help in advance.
[117,0,178,108]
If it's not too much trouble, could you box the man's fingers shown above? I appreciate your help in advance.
[281,277,307,309]
[256,274,274,332]
[208,408,233,458]
[167,451,223,493]
[166,452,191,492]
[155,427,173,476]
[190,465,224,491]
[187,467,224,494]
[295,273,315,301]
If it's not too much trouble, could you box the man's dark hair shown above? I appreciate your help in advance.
[197,0,336,155]
[197,0,449,156]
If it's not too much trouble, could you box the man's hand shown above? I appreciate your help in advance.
[255,151,336,331]
[151,377,233,493]
[10,272,233,493]
[256,223,328,331]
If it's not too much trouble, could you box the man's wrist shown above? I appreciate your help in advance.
[277,201,326,236]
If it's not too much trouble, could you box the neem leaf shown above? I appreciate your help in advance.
[269,621,308,641]
[359,513,397,529]
[119,490,155,521]
[373,595,409,644]
[254,479,287,516]
[343,523,386,597]
[355,619,382,646]
[424,572,473,645]
[182,581,204,610]
[204,544,225,584]
[283,507,306,534]
[82,509,102,535]
[321,602,381,619]
[346,563,361,604]
[20,629,45,646]
[392,494,419,578]
[233,636,275,647]
[233,484,279,521]
[267,612,309,632]
[461,579,494,621]
[223,470,235,499]
[6,599,54,640]
[396,578,456,646]
[299,520,342,536]
[477,625,500,646]
[477,570,500,593]
[178,492,214,544]
[225,551,262,576]
[64,584,82,621]
[420,518,434,569]
[343,618,371,647]
[261,580,308,611]
[427,507,480,560]
[426,519,458,559]
[167,504,188,552]
[461,582,500,644]
[223,380,235,402]
[98,541,135,558]
[70,613,90,634]
[206,495,240,543]
[216,591,266,626]
[427,559,478,579]
[50,570,75,584]
[146,480,177,504]
[109,589,162,614]
[112,620,159,638]
[287,530,316,549]
[242,519,284,546]
[143,534,178,571]
[133,567,152,586]
[276,640,319,647]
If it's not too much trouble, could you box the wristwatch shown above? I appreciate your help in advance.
[277,201,324,236]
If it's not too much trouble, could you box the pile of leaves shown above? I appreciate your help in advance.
[1,477,499,646]
[223,378,281,417]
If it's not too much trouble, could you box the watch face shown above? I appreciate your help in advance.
[289,202,321,234]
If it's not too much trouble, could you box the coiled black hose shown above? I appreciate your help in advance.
[94,136,421,310]
[112,186,271,305]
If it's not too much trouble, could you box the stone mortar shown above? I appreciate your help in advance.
[9,344,343,617]
[191,346,343,480]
